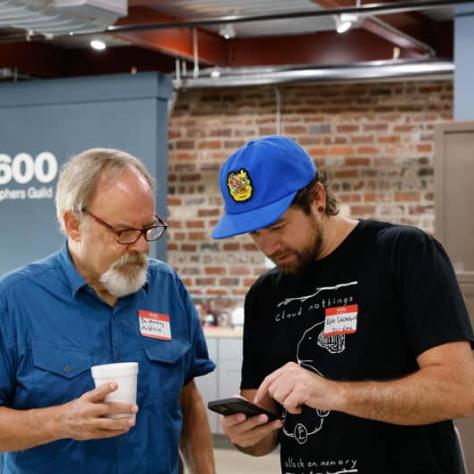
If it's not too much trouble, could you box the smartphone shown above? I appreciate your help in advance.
[207,397,280,421]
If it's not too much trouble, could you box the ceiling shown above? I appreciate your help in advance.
[0,0,457,81]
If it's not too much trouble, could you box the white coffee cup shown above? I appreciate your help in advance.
[91,362,138,419]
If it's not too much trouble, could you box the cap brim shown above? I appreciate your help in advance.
[212,191,297,239]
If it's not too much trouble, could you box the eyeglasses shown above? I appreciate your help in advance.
[83,209,168,245]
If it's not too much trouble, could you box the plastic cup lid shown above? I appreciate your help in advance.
[91,362,138,378]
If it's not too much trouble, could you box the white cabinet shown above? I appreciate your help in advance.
[194,335,243,434]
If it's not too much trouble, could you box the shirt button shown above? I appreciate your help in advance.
[64,365,71,373]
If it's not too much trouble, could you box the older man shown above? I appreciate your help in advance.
[0,149,215,474]
[212,135,474,474]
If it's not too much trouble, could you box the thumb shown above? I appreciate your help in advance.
[85,382,118,402]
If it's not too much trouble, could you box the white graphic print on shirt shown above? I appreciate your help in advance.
[276,281,359,473]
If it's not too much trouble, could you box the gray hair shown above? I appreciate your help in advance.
[55,148,154,234]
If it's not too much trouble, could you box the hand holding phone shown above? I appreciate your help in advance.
[207,396,280,421]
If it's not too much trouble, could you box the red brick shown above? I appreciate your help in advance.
[223,243,240,251]
[198,140,222,149]
[229,267,250,276]
[196,278,216,286]
[224,140,246,149]
[176,140,195,150]
[339,194,362,203]
[307,147,328,157]
[363,124,388,132]
[329,146,353,156]
[395,192,421,202]
[206,289,228,296]
[351,136,374,144]
[356,146,378,155]
[189,232,207,240]
[350,205,376,214]
[345,158,371,166]
[336,125,359,133]
[377,136,401,144]
[283,125,307,134]
[180,173,201,182]
[174,232,186,241]
[416,144,433,153]
[198,208,221,217]
[219,278,239,286]
[186,220,204,229]
[168,197,182,206]
[335,170,359,178]
[209,129,232,137]
[205,267,226,275]
[181,244,197,252]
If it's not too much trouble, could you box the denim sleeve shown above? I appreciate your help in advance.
[0,298,16,407]
[175,277,215,383]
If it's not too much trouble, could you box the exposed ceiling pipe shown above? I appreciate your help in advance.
[0,0,468,43]
[362,16,436,56]
[103,0,469,35]
[174,59,453,89]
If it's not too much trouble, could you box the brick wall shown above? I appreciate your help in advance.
[167,80,453,300]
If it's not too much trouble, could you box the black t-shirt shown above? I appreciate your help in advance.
[241,219,474,474]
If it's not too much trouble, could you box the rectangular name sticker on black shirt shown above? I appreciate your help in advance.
[138,309,172,340]
[323,304,358,336]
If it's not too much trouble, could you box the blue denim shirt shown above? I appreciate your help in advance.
[0,246,215,474]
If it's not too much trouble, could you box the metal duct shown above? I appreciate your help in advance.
[0,0,127,36]
[174,59,454,89]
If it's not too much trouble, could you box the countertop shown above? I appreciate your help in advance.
[203,327,243,338]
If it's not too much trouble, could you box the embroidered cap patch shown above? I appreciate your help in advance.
[227,169,253,202]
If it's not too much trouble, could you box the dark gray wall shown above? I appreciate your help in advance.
[0,72,172,276]
[455,4,474,120]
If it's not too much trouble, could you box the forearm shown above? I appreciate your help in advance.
[180,383,215,474]
[234,430,279,457]
[333,365,474,425]
[0,405,65,452]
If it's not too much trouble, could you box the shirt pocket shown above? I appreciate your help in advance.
[29,344,93,407]
[139,339,190,409]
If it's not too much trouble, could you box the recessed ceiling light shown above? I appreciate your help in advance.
[90,39,106,51]
[334,14,358,34]
[218,24,236,40]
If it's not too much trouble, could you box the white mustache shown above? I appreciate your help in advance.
[110,253,148,269]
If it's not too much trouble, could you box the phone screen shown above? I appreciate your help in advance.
[207,397,280,421]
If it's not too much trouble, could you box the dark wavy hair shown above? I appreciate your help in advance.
[291,170,339,216]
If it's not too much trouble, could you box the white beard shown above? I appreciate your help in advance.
[99,253,148,297]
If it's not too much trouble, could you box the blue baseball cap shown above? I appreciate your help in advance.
[212,135,317,239]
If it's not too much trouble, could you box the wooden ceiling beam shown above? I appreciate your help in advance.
[227,29,420,67]
[113,6,227,66]
[311,0,440,56]
[0,42,67,77]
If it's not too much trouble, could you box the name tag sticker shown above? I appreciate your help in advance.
[138,310,172,340]
[323,304,358,337]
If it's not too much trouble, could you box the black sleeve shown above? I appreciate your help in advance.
[393,227,474,357]
[240,279,269,390]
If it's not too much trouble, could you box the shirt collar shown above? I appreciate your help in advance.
[57,243,88,298]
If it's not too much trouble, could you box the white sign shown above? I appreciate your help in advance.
[0,152,58,202]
